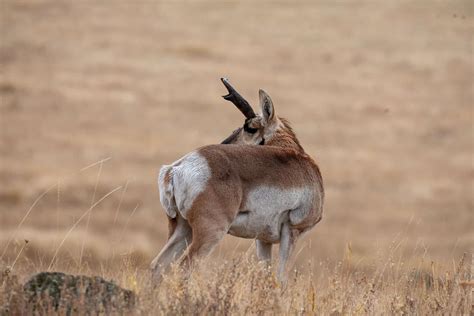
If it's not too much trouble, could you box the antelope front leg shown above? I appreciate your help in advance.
[256,239,272,263]
[278,222,297,283]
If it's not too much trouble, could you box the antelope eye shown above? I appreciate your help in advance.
[243,123,258,134]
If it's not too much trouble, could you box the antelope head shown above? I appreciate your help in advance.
[220,78,303,151]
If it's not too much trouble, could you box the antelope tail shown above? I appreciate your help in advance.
[158,165,177,218]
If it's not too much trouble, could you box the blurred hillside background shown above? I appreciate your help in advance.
[0,0,472,276]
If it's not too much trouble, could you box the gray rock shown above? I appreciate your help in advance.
[23,272,137,314]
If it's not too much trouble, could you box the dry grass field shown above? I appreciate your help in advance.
[1,0,473,314]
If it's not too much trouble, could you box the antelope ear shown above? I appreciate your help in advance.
[259,89,275,124]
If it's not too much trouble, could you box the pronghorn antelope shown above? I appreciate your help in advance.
[151,78,324,283]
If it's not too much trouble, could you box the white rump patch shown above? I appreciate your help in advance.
[158,152,210,219]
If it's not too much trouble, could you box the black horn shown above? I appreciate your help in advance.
[221,78,256,119]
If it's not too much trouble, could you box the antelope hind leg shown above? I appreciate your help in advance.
[151,215,192,284]
[178,212,231,271]
[178,228,227,271]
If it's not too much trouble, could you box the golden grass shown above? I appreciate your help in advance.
[1,248,472,314]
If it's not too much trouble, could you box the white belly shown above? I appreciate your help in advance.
[228,186,313,243]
